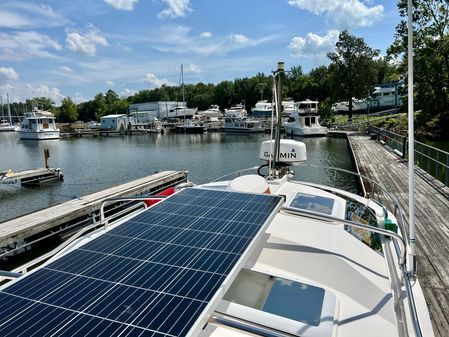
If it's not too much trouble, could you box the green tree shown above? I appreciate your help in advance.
[59,97,78,122]
[389,0,449,136]
[328,30,379,120]
[26,97,54,111]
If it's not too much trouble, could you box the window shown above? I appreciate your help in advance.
[311,116,316,124]
[220,269,335,337]
[305,117,311,127]
[290,192,334,215]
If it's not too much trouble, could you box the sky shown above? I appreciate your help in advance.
[0,0,401,105]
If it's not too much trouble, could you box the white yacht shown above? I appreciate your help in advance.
[251,100,273,118]
[283,99,327,136]
[333,84,404,113]
[16,107,60,140]
[224,103,264,133]
[198,105,222,122]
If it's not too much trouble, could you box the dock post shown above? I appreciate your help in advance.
[44,149,50,169]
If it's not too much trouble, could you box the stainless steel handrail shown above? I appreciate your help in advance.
[1,197,161,278]
[99,196,166,228]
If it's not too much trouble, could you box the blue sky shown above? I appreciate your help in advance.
[0,0,400,105]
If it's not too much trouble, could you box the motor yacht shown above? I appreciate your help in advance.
[16,107,60,140]
[283,99,327,136]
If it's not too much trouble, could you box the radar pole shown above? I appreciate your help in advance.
[272,62,284,173]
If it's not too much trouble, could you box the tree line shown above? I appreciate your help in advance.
[8,1,449,138]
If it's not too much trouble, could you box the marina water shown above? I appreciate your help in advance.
[0,132,356,222]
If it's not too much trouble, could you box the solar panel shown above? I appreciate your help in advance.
[0,188,283,337]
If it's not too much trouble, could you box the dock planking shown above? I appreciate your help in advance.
[0,170,187,250]
[349,134,449,337]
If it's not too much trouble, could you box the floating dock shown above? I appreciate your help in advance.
[0,170,187,258]
[349,133,449,337]
[0,168,63,185]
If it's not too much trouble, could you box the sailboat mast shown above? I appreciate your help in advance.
[6,93,12,125]
[0,95,3,120]
[407,0,416,274]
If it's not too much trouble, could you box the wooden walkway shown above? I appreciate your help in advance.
[0,170,187,250]
[349,134,449,337]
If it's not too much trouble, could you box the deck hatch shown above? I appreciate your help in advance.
[0,188,282,337]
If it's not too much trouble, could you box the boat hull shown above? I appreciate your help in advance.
[224,127,265,133]
[18,130,60,140]
[283,125,327,136]
[175,126,206,134]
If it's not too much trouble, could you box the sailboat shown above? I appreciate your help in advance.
[176,64,207,134]
[0,94,17,132]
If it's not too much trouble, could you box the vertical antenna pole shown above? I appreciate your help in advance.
[407,0,416,274]
[272,62,284,173]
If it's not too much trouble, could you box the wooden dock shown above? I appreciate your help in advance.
[0,168,63,185]
[349,134,449,337]
[0,170,187,255]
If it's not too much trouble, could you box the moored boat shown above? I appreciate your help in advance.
[283,99,327,136]
[16,108,60,140]
[175,120,207,133]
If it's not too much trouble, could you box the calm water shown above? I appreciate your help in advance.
[0,132,356,222]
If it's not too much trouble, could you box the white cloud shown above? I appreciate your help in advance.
[0,67,19,81]
[66,25,108,56]
[141,73,174,87]
[0,2,66,29]
[59,66,74,73]
[0,31,62,61]
[158,0,192,19]
[289,30,339,57]
[200,31,212,38]
[228,33,249,44]
[184,63,201,73]
[120,88,137,97]
[106,80,115,87]
[73,92,87,104]
[287,0,383,27]
[26,84,64,103]
[150,26,278,56]
[104,0,138,11]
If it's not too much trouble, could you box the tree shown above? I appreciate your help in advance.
[328,30,379,120]
[26,97,54,111]
[59,97,78,122]
[389,0,449,136]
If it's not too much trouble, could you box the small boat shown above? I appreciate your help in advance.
[16,107,60,140]
[0,94,18,132]
[175,120,207,134]
[283,99,327,136]
[0,120,16,132]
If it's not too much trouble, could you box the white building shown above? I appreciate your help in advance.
[100,114,133,130]
[128,101,196,121]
